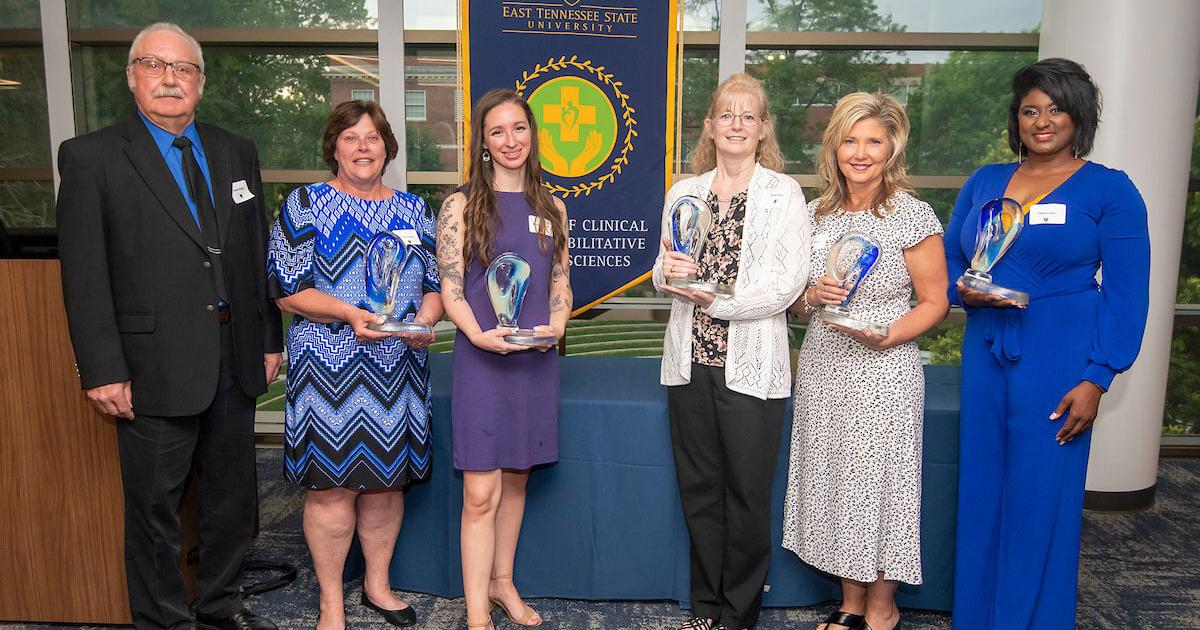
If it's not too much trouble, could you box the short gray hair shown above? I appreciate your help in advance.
[128,22,204,73]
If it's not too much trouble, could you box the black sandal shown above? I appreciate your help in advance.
[818,611,865,630]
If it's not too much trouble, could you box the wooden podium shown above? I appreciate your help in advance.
[0,259,130,622]
[0,260,199,623]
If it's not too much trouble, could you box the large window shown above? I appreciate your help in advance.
[747,0,1041,32]
[748,49,1036,174]
[78,47,373,171]
[0,41,52,230]
[1166,91,1200,436]
[405,46,456,172]
[67,0,379,28]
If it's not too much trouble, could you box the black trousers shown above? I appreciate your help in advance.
[116,323,258,630]
[668,363,786,630]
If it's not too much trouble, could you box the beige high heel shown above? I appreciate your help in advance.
[487,574,542,627]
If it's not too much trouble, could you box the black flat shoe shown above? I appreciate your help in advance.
[360,592,417,627]
[818,610,865,630]
[196,608,278,630]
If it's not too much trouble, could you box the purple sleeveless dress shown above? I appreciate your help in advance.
[451,191,560,471]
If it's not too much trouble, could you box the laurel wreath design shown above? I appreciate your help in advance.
[515,55,638,198]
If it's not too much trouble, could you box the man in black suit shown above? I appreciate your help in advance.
[56,22,282,630]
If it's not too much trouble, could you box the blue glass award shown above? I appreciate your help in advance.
[364,231,432,334]
[819,232,888,337]
[667,195,735,296]
[959,197,1029,305]
[487,252,556,347]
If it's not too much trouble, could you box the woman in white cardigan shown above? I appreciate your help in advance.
[654,73,811,630]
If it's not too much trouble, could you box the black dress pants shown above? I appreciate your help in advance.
[668,363,786,630]
[116,323,258,630]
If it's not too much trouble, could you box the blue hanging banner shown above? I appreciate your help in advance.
[459,0,680,313]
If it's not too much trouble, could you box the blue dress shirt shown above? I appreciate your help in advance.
[138,110,215,228]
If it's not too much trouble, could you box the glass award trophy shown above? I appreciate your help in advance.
[487,252,556,347]
[819,232,888,337]
[959,197,1029,305]
[667,195,735,296]
[364,231,432,334]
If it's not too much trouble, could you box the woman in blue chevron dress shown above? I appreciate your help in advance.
[267,101,442,630]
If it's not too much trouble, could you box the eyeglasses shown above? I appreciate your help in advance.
[130,56,203,81]
[712,112,763,127]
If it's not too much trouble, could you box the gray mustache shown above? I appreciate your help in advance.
[153,86,186,98]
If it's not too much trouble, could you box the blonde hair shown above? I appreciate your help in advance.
[815,92,914,219]
[688,73,784,175]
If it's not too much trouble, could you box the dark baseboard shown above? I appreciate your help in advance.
[255,433,283,446]
[1084,484,1156,512]
[1161,444,1200,458]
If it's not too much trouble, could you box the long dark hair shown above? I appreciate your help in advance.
[463,89,566,269]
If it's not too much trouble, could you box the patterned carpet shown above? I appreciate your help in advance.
[6,449,1198,629]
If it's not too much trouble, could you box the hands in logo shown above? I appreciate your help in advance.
[540,128,605,177]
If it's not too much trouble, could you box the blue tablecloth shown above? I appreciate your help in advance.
[349,354,959,610]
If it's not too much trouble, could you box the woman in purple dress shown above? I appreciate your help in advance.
[435,88,571,630]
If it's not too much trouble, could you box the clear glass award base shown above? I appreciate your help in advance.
[369,319,432,334]
[502,328,557,347]
[960,269,1029,305]
[668,276,736,296]
[820,307,889,337]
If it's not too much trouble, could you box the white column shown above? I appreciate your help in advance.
[1040,0,1200,509]
[718,0,747,81]
[378,0,407,191]
[39,0,75,194]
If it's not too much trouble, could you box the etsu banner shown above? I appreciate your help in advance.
[459,0,679,313]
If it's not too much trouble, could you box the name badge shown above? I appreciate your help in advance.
[232,180,254,204]
[528,215,553,237]
[391,229,421,246]
[1029,203,1066,225]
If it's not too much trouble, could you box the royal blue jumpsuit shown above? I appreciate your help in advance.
[945,161,1150,629]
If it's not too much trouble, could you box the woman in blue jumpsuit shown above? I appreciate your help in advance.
[945,58,1150,629]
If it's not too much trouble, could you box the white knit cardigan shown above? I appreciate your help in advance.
[653,164,812,400]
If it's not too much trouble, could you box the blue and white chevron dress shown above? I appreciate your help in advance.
[267,183,440,490]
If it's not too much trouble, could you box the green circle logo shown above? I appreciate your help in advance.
[528,76,618,178]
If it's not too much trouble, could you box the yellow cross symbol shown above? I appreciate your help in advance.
[543,86,596,142]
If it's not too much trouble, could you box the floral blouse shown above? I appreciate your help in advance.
[692,190,747,367]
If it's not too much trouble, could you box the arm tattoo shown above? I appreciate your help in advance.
[551,260,569,282]
[436,197,467,303]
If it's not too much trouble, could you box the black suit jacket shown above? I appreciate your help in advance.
[57,112,284,417]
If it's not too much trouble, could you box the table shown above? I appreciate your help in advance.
[349,354,959,610]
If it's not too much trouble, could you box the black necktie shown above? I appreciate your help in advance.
[172,136,228,303]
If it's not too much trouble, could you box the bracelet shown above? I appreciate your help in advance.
[800,285,817,313]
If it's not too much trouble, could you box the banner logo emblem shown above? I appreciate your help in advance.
[516,55,637,198]
[529,76,617,178]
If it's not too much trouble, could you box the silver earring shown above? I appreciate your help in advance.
[1074,148,1080,160]
[1018,143,1024,164]
[481,148,491,163]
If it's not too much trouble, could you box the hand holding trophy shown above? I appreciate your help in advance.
[487,252,557,347]
[667,195,735,296]
[958,197,1029,305]
[818,231,889,337]
[364,231,433,334]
